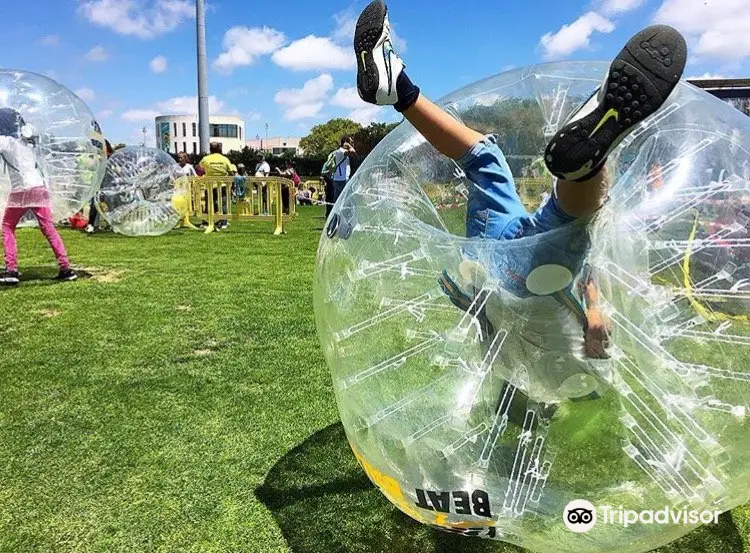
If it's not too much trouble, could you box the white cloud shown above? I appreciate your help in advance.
[122,109,160,121]
[40,35,60,46]
[275,74,334,120]
[330,87,364,110]
[85,45,109,62]
[121,95,227,123]
[272,36,355,71]
[213,26,286,74]
[283,103,326,120]
[540,12,615,60]
[599,0,646,15]
[97,109,114,120]
[654,0,750,60]
[331,12,358,43]
[75,88,96,102]
[687,72,729,80]
[79,0,194,39]
[150,55,168,73]
[247,111,262,121]
[348,105,384,125]
[156,95,226,114]
[329,86,384,124]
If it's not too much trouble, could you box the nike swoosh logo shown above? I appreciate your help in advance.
[383,41,393,96]
[589,108,619,138]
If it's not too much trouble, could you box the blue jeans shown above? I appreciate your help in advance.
[458,135,591,298]
[333,179,347,204]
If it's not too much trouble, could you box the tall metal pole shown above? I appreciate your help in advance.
[196,0,210,155]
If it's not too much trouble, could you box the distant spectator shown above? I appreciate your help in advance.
[253,154,269,177]
[297,184,313,206]
[321,152,336,218]
[199,142,235,228]
[274,160,300,214]
[200,142,235,176]
[331,135,356,212]
[275,160,301,185]
[176,151,197,178]
[86,139,114,233]
[255,154,271,213]
[234,163,247,199]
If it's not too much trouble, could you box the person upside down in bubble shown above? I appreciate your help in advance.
[350,1,687,413]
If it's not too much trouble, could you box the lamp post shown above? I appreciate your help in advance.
[196,0,210,154]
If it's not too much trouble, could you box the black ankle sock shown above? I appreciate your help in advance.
[394,71,420,113]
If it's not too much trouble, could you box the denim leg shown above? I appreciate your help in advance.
[458,135,529,240]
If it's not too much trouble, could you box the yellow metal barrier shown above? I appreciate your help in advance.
[184,176,296,235]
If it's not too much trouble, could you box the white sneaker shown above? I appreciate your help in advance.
[85,224,94,234]
[354,1,404,106]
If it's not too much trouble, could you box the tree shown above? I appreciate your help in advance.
[300,118,362,157]
[352,122,399,158]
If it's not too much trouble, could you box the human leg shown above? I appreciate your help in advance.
[87,197,99,231]
[332,179,346,205]
[324,177,334,217]
[354,1,528,241]
[2,206,26,272]
[32,206,71,270]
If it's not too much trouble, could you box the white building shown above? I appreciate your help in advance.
[155,114,246,155]
[246,136,303,155]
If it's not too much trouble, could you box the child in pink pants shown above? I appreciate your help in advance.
[0,107,77,285]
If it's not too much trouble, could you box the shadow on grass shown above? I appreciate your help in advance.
[0,265,94,289]
[82,230,189,239]
[256,422,520,553]
[258,422,747,553]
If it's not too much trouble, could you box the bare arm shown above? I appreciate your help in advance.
[582,280,611,359]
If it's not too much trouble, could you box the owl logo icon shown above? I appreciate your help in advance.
[563,500,597,533]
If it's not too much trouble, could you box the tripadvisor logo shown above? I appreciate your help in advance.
[563,500,597,533]
[563,500,721,532]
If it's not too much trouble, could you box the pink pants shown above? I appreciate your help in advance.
[2,205,70,272]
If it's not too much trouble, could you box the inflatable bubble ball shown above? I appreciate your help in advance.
[0,69,107,219]
[96,146,189,237]
[314,61,750,553]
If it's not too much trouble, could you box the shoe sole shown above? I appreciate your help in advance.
[545,25,687,181]
[354,0,387,104]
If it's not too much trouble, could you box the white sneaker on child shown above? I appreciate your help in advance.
[354,1,404,106]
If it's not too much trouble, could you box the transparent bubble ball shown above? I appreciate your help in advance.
[0,69,107,218]
[314,61,750,553]
[97,146,189,237]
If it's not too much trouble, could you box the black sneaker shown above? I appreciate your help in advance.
[354,0,404,106]
[544,25,687,182]
[56,268,78,281]
[0,270,19,285]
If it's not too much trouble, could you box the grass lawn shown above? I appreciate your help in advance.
[1,206,749,553]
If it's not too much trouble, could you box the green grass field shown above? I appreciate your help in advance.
[1,206,750,553]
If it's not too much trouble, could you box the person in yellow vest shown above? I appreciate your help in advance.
[199,142,236,230]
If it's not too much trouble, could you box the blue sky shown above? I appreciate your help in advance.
[0,0,747,147]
